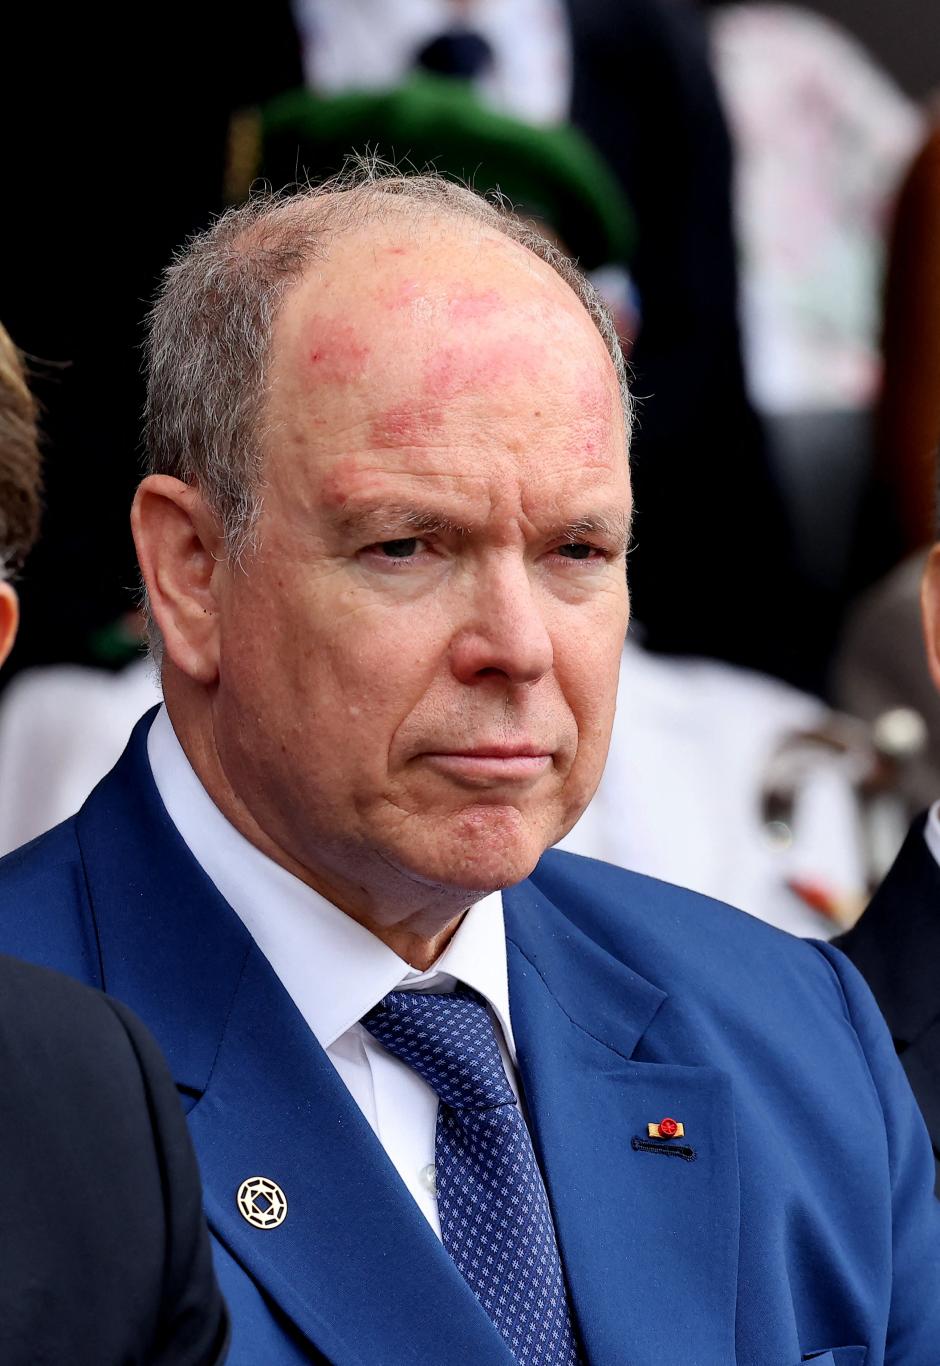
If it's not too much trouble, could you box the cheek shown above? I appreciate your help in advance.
[554,609,624,739]
[229,585,449,757]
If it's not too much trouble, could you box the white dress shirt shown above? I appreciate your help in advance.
[147,705,517,1238]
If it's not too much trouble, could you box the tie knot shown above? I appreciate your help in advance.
[414,29,494,79]
[362,990,516,1112]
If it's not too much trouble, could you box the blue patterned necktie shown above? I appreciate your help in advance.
[362,990,582,1366]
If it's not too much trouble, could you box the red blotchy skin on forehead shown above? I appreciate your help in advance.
[578,369,615,418]
[318,457,387,511]
[566,369,621,460]
[369,404,445,449]
[376,278,420,312]
[447,287,505,323]
[304,320,372,385]
[423,338,541,398]
[571,425,608,459]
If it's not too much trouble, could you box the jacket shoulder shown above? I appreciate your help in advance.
[532,845,809,947]
[528,846,845,1004]
[0,818,100,982]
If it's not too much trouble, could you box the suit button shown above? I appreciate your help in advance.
[658,1117,679,1138]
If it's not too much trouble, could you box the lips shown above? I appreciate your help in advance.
[419,747,553,785]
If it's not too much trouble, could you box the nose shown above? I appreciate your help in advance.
[449,557,554,687]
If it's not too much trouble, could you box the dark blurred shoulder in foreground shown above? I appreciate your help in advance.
[0,954,229,1366]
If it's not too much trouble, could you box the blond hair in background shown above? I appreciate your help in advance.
[0,323,42,576]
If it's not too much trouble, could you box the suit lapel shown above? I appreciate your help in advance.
[188,944,516,1366]
[504,876,740,1364]
[75,715,514,1365]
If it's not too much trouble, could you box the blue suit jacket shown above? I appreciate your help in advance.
[0,713,936,1366]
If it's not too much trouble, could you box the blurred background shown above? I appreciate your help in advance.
[2,0,939,936]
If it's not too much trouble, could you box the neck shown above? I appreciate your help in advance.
[162,684,479,969]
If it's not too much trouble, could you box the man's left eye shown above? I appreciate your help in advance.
[556,543,595,560]
[377,538,421,558]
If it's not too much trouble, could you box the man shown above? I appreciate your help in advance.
[0,170,936,1365]
[0,323,228,1362]
[837,514,940,1192]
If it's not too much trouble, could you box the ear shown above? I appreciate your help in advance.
[131,475,226,685]
[921,544,940,692]
[0,581,19,669]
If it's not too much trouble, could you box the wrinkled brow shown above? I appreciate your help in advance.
[559,513,631,552]
[332,503,631,550]
[332,504,473,540]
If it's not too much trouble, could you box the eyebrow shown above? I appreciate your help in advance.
[332,504,473,541]
[558,513,631,552]
[332,502,631,550]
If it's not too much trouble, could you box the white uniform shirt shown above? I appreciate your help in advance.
[293,0,572,127]
[146,705,517,1238]
[559,639,865,938]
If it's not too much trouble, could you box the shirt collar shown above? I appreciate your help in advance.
[146,705,515,1060]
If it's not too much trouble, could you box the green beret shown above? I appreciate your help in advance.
[248,74,635,271]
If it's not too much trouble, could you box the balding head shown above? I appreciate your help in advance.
[144,166,631,565]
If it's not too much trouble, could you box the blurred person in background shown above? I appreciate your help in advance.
[0,324,228,1366]
[0,170,936,1364]
[706,4,921,426]
[704,1,924,688]
[831,108,940,831]
[0,622,161,854]
[560,634,869,938]
[863,106,940,565]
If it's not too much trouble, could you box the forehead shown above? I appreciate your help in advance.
[263,215,627,509]
[272,215,617,390]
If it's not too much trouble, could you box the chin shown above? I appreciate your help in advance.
[402,803,556,895]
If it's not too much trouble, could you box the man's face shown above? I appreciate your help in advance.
[211,220,631,911]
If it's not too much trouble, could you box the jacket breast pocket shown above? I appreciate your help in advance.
[801,1349,867,1365]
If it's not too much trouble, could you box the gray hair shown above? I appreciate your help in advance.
[144,161,632,567]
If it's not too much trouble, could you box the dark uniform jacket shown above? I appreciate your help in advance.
[836,813,940,1194]
[0,954,229,1365]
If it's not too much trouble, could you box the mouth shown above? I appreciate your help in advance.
[419,748,553,785]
